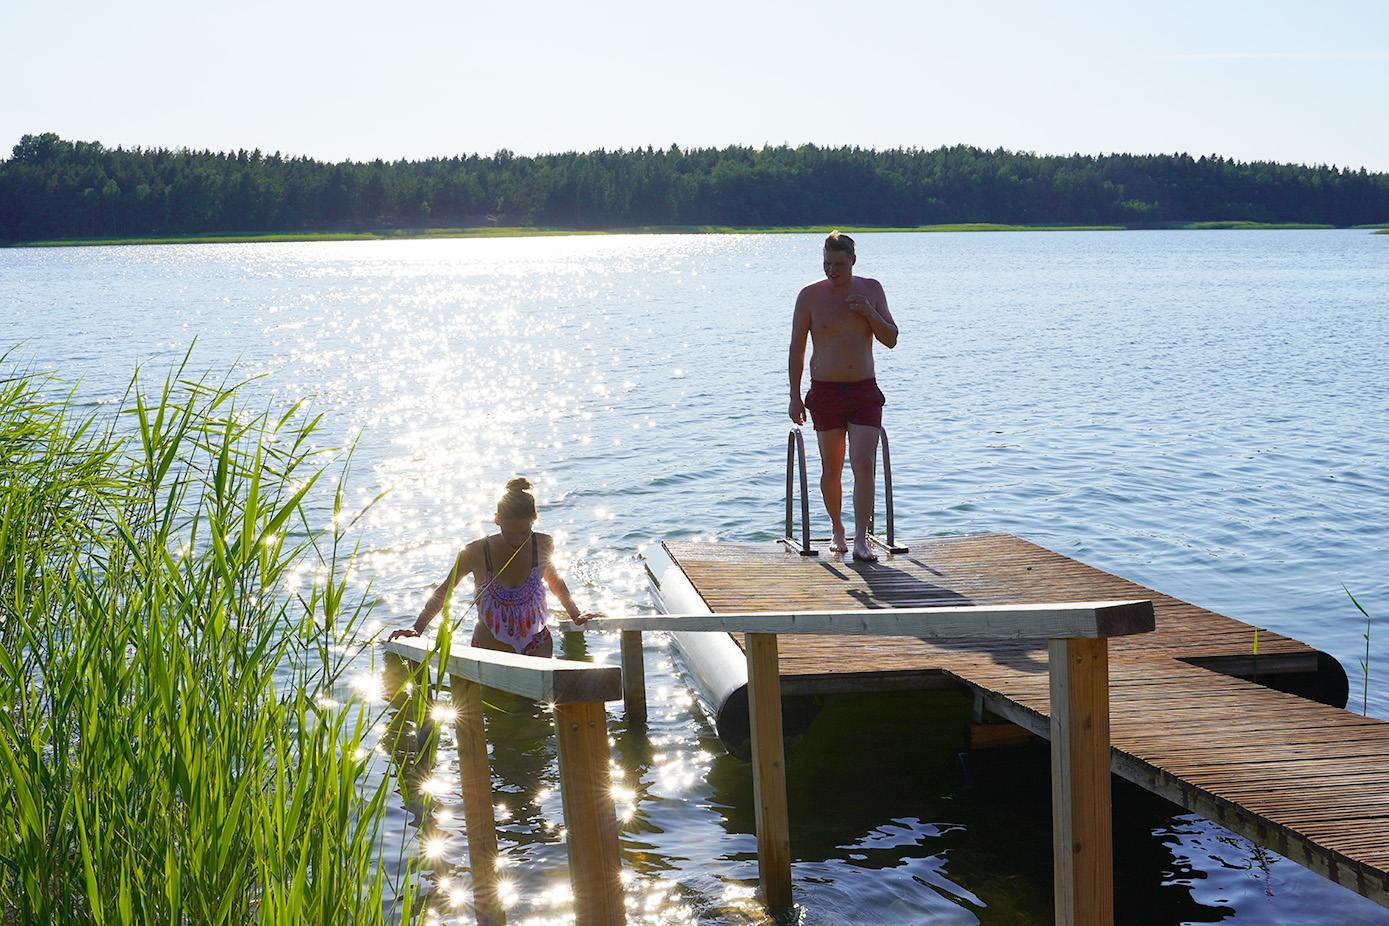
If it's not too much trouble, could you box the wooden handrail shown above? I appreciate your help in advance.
[385,636,623,703]
[568,599,1155,640]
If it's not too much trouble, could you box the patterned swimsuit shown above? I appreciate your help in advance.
[472,534,552,656]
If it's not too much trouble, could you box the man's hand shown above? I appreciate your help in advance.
[845,293,875,317]
[788,396,806,425]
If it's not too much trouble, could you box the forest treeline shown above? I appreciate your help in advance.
[2,131,1387,242]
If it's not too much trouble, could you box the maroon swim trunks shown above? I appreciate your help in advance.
[804,378,885,432]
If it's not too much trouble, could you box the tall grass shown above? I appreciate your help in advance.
[0,355,410,924]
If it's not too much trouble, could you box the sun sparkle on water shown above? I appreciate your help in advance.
[6,229,1385,924]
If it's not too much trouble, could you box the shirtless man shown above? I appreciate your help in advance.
[788,231,899,561]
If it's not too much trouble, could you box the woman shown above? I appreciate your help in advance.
[389,477,602,656]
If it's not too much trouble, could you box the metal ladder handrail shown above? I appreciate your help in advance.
[785,425,908,557]
[868,427,909,554]
[783,428,817,556]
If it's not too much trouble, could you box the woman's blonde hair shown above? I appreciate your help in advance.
[497,476,537,520]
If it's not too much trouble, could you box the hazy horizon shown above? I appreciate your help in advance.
[4,1,1386,172]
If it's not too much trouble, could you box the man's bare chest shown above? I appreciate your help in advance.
[809,302,871,339]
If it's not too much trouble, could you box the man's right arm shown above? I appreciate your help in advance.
[788,293,810,424]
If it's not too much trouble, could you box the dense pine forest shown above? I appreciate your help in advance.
[2,131,1387,242]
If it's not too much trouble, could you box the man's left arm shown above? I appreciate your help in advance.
[863,281,898,348]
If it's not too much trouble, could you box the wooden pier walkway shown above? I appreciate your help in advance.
[653,532,1389,908]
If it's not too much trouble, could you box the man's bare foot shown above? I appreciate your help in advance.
[829,526,848,553]
[852,539,878,563]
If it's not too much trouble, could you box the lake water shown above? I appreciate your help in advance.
[4,229,1388,924]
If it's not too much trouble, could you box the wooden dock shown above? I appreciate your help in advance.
[651,532,1389,908]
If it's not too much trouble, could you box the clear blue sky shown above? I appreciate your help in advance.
[4,0,1387,171]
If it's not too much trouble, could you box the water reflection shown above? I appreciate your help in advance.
[381,665,1389,924]
[6,232,1388,924]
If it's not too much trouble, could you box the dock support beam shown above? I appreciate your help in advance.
[620,630,647,727]
[746,632,793,916]
[556,701,625,926]
[451,676,506,926]
[1050,637,1114,926]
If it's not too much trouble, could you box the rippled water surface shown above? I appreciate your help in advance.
[4,230,1388,924]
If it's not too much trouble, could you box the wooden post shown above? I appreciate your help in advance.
[745,632,793,916]
[555,701,625,926]
[451,675,506,926]
[619,630,647,727]
[1050,637,1114,926]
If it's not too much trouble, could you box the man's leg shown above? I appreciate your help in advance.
[816,428,848,552]
[847,423,881,560]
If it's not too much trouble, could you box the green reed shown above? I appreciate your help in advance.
[0,353,411,924]
[1345,585,1373,716]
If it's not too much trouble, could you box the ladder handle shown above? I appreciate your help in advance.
[785,432,795,539]
[785,428,813,555]
[880,427,895,549]
[798,432,812,553]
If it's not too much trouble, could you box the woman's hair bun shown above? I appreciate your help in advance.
[497,476,538,520]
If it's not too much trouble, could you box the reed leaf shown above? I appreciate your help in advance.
[1345,585,1373,716]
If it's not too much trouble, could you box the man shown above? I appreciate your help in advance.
[788,231,899,561]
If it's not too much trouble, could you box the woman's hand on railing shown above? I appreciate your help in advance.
[571,610,606,625]
[387,625,422,641]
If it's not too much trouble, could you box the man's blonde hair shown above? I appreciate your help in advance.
[824,230,855,254]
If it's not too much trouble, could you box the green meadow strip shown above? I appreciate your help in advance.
[688,223,1127,233]
[14,221,1380,248]
[15,227,604,247]
[0,351,414,923]
[1179,221,1334,230]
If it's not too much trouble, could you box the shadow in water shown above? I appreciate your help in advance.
[703,688,1244,925]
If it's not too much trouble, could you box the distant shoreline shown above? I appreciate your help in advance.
[9,221,1387,248]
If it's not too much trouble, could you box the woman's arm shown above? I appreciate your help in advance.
[540,536,604,623]
[389,543,478,640]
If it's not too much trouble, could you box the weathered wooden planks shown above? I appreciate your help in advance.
[660,533,1389,909]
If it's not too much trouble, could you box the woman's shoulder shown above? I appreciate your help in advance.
[460,536,491,559]
[534,532,556,551]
